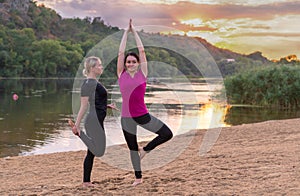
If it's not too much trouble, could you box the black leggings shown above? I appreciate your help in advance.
[83,149,95,182]
[81,110,106,182]
[121,113,173,179]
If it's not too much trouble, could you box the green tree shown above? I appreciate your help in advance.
[31,40,66,77]
[224,65,300,108]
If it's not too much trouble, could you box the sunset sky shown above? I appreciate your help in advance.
[35,0,300,60]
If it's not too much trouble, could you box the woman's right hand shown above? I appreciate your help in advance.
[124,19,132,33]
[69,119,80,136]
[73,126,80,136]
[129,19,132,30]
[128,19,135,33]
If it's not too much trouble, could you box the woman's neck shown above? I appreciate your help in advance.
[126,69,138,77]
[87,74,97,80]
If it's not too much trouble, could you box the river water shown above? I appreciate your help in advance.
[0,78,299,158]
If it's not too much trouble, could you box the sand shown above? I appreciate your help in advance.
[1,118,299,195]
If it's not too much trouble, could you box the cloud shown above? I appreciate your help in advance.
[133,0,299,6]
[34,0,300,59]
[221,35,300,59]
[227,32,300,37]
[168,1,300,21]
[36,1,300,28]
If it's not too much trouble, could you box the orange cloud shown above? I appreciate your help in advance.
[34,0,300,60]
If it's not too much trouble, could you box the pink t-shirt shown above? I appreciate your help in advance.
[118,69,148,117]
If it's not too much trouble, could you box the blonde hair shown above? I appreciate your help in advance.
[82,56,101,76]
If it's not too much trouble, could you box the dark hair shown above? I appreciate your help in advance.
[124,52,139,65]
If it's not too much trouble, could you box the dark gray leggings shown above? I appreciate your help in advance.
[121,113,173,179]
[80,110,106,182]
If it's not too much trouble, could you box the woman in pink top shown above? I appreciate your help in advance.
[117,19,173,186]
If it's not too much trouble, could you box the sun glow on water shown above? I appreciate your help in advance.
[198,103,231,129]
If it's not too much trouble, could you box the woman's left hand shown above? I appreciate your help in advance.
[107,102,119,111]
[129,19,136,33]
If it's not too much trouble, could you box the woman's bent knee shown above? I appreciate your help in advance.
[159,125,173,141]
[165,129,173,140]
[93,147,105,157]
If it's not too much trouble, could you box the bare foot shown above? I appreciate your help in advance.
[139,147,147,160]
[132,178,143,186]
[82,182,94,187]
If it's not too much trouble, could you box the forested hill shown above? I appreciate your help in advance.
[0,0,120,77]
[0,0,277,78]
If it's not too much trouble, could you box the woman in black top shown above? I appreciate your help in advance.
[72,56,117,187]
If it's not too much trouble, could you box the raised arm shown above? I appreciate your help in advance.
[131,22,148,77]
[117,28,129,78]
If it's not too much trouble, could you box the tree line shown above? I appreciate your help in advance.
[223,65,300,108]
[0,0,276,78]
[1,0,299,108]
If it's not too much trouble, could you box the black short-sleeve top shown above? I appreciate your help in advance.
[81,78,107,112]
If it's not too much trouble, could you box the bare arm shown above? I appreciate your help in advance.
[75,96,89,132]
[131,24,148,77]
[117,29,129,78]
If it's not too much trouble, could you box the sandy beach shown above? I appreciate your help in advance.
[1,118,299,195]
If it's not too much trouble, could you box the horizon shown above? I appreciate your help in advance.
[35,0,300,61]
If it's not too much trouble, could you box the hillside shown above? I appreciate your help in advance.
[0,0,274,78]
[199,37,269,62]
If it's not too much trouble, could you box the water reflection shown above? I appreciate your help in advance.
[0,79,299,158]
[225,105,300,125]
[25,103,229,156]
[0,79,74,157]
